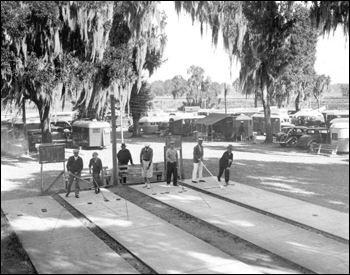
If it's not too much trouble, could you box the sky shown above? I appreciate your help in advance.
[148,1,349,85]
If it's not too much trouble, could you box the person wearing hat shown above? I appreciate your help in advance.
[166,140,178,186]
[117,143,134,183]
[192,138,205,183]
[140,143,153,188]
[239,121,245,141]
[66,149,84,198]
[218,145,234,186]
[89,152,103,194]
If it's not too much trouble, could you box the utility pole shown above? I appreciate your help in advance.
[120,107,124,144]
[22,99,27,137]
[110,94,118,185]
[224,83,227,114]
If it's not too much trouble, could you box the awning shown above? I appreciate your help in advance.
[195,113,231,126]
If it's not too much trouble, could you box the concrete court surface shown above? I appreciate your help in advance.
[183,178,349,241]
[132,180,349,274]
[60,189,261,274]
[1,196,139,274]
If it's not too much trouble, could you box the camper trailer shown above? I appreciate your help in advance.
[322,110,349,127]
[330,122,349,153]
[72,120,111,148]
[139,116,170,134]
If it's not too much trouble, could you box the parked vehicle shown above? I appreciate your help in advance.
[292,110,325,127]
[72,119,111,148]
[296,127,329,149]
[51,111,78,123]
[51,120,72,131]
[276,126,308,147]
[27,126,67,152]
[252,113,292,135]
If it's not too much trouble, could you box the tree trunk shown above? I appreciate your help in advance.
[131,115,142,137]
[295,92,301,112]
[40,104,52,143]
[254,89,258,108]
[34,99,52,144]
[261,79,273,143]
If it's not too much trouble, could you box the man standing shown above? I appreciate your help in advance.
[140,143,153,189]
[192,138,205,183]
[117,143,134,183]
[89,152,103,194]
[66,149,84,198]
[218,144,234,186]
[166,141,178,186]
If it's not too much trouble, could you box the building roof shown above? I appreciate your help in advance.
[195,113,231,125]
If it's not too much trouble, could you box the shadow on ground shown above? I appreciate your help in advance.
[180,157,349,213]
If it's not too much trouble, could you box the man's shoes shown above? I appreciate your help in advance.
[217,177,221,182]
[95,188,98,194]
[147,185,151,189]
[173,184,178,186]
[75,195,79,198]
[65,193,69,197]
[167,183,170,186]
[192,181,198,183]
[199,180,206,182]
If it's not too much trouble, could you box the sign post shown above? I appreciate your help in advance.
[38,143,66,194]
[110,94,118,185]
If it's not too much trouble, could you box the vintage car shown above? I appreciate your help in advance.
[28,126,69,152]
[276,126,308,147]
[296,127,329,149]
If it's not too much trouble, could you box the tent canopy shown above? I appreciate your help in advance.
[195,113,231,126]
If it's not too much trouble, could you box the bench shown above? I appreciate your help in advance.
[311,143,338,156]
[118,162,164,184]
[65,166,111,187]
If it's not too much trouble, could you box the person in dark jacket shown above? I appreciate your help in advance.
[89,152,103,194]
[192,138,205,183]
[217,144,234,186]
[66,149,84,198]
[117,143,134,183]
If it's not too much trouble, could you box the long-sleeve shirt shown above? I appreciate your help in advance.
[117,149,133,165]
[140,147,153,163]
[89,158,103,174]
[193,144,204,163]
[219,151,233,168]
[67,156,83,173]
[166,148,178,163]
